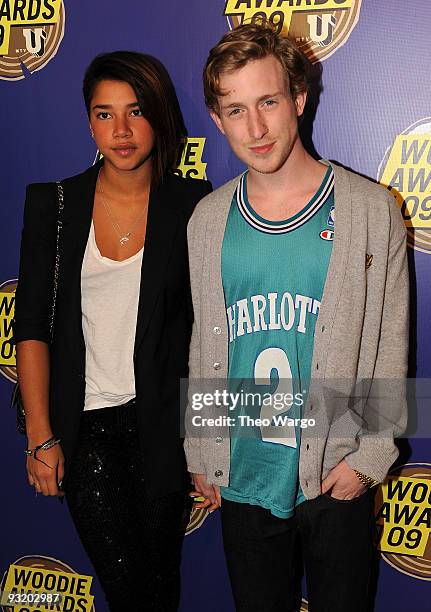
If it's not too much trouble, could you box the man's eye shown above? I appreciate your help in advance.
[96,112,110,120]
[228,108,241,117]
[264,99,277,107]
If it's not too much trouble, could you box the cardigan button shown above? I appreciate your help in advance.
[213,362,221,370]
[213,326,222,335]
[215,470,223,477]
[215,437,223,444]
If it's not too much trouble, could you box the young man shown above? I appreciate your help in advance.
[185,23,408,611]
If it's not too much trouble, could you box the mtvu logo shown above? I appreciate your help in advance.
[224,1,362,63]
[0,0,65,81]
[307,14,337,47]
[22,28,47,57]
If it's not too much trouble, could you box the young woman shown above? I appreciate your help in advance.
[14,51,211,611]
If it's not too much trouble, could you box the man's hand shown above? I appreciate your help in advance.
[321,459,368,500]
[190,473,221,513]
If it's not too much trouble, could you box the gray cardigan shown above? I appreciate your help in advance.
[184,163,409,500]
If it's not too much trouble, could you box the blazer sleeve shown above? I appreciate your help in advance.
[14,183,57,344]
[199,179,213,196]
[183,178,213,220]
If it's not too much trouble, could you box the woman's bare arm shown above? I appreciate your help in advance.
[16,340,64,496]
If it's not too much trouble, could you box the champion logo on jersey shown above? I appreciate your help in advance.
[320,229,334,241]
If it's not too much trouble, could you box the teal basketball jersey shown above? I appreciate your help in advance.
[221,164,334,518]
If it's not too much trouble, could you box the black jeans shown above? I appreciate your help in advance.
[221,489,376,612]
[66,401,191,612]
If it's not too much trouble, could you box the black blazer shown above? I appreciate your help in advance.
[14,160,212,498]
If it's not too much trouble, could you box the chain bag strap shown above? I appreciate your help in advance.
[12,182,65,434]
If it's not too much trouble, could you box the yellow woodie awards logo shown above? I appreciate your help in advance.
[185,506,210,535]
[378,118,431,253]
[175,138,207,180]
[96,138,208,181]
[0,555,96,611]
[375,463,431,581]
[224,0,362,62]
[0,279,17,383]
[0,0,65,81]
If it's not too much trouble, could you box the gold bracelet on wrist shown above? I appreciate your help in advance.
[353,469,379,488]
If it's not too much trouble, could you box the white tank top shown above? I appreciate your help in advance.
[81,222,144,411]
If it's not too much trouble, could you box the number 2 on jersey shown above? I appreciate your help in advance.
[254,347,297,449]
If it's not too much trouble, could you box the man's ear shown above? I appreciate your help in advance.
[294,91,307,118]
[209,109,226,135]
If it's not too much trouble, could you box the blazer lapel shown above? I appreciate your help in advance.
[134,179,180,351]
[61,162,100,259]
[59,162,100,346]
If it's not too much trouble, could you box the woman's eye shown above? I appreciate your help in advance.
[130,108,143,117]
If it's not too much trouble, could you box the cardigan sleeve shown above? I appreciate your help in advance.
[183,202,208,475]
[14,183,57,344]
[181,178,212,329]
[345,192,409,481]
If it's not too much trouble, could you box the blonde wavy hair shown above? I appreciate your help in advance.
[204,22,310,114]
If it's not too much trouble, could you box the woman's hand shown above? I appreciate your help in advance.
[26,439,65,497]
[190,473,221,513]
[17,341,64,497]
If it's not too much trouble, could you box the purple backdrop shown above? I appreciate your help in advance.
[1,1,430,610]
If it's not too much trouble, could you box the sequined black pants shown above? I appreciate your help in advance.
[66,401,191,612]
